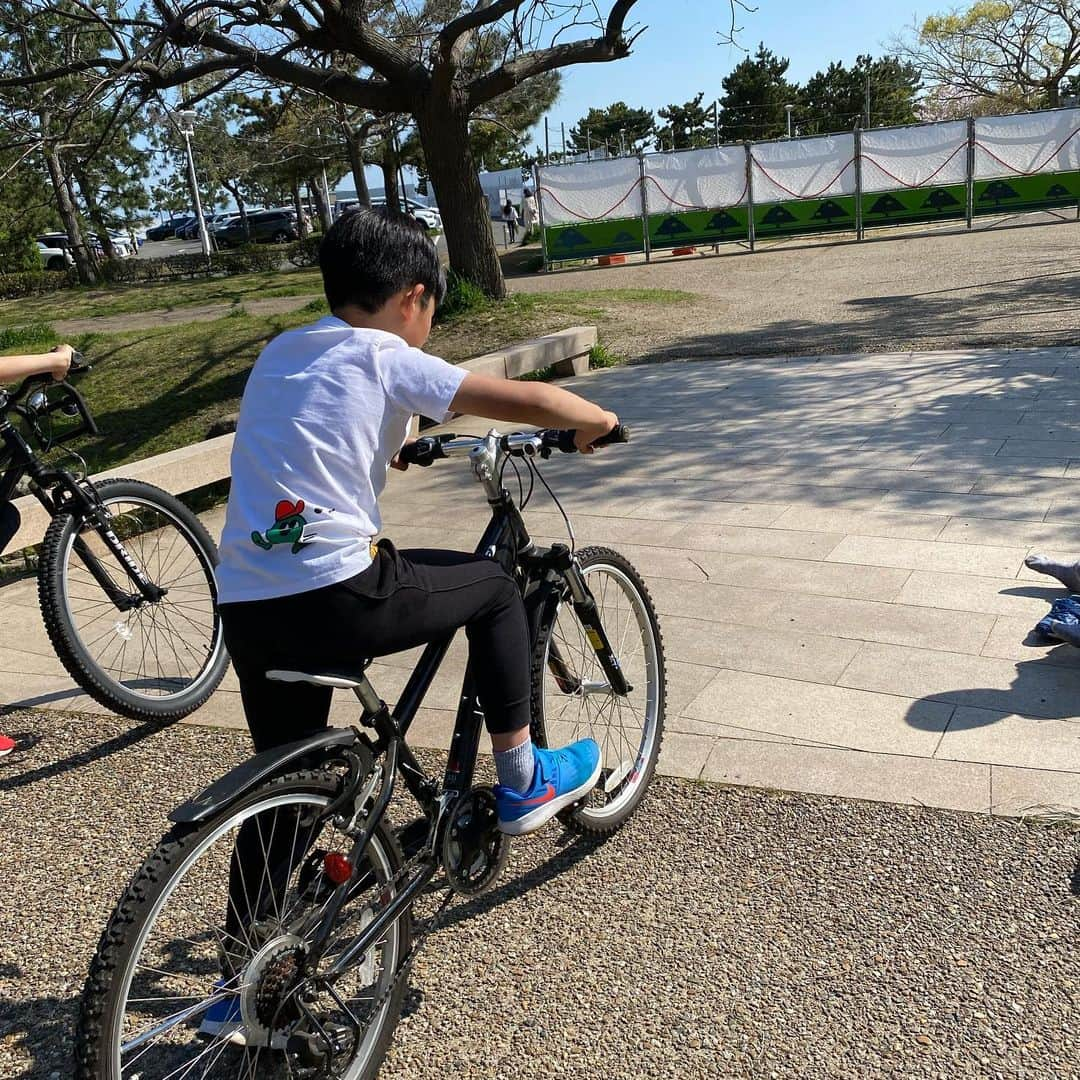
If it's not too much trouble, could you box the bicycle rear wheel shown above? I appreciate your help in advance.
[77,769,411,1080]
[38,478,228,721]
[530,545,666,835]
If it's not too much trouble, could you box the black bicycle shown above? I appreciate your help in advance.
[0,353,228,720]
[76,425,666,1079]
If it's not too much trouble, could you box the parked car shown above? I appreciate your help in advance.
[106,231,136,258]
[372,197,442,231]
[145,216,193,241]
[36,240,74,271]
[215,208,301,246]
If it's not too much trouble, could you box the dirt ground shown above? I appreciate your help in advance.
[510,211,1080,359]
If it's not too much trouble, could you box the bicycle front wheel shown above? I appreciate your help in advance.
[530,545,666,835]
[77,769,411,1080]
[38,477,228,721]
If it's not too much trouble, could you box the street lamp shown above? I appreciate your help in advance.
[784,104,795,139]
[176,108,213,257]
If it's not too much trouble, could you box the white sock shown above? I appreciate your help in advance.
[494,739,535,792]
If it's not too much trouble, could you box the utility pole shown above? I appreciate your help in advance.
[561,121,566,159]
[586,126,592,160]
[544,117,550,163]
[177,109,212,257]
[714,99,720,146]
[619,128,626,156]
[785,104,794,139]
[865,71,871,130]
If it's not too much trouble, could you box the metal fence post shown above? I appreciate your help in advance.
[533,163,550,272]
[744,142,756,252]
[966,116,975,230]
[639,152,651,263]
[854,127,864,240]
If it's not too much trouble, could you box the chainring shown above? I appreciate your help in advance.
[441,787,510,896]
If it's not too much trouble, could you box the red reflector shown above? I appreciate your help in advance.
[324,852,353,885]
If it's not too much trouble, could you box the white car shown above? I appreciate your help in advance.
[339,197,442,231]
[36,240,74,271]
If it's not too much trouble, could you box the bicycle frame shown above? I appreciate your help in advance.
[0,405,164,605]
[309,431,631,985]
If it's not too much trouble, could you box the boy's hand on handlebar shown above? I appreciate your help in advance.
[49,344,75,381]
[574,410,620,454]
[391,437,417,471]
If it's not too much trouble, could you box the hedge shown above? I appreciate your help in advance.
[99,245,284,284]
[285,235,321,268]
[0,268,78,299]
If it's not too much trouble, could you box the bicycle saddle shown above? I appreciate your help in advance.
[267,666,372,690]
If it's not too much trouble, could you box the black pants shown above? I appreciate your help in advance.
[0,501,19,556]
[219,543,532,753]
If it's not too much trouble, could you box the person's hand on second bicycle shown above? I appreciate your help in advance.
[0,343,76,386]
[573,409,620,453]
[49,343,75,381]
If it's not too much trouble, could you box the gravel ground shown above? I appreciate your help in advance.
[1,712,1077,1079]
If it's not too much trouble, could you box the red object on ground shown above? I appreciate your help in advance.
[0,733,14,757]
[597,254,627,266]
[672,247,696,256]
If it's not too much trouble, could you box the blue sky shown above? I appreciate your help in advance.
[527,0,933,150]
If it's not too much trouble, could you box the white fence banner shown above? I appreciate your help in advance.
[860,120,968,193]
[642,145,748,214]
[975,108,1080,179]
[536,156,642,225]
[750,133,856,203]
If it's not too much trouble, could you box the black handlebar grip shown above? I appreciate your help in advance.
[554,423,631,453]
[398,436,443,467]
[67,349,90,374]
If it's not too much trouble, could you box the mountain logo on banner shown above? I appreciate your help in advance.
[922,188,961,211]
[704,211,740,233]
[811,199,849,222]
[612,230,638,244]
[656,216,692,237]
[979,180,1019,206]
[1045,183,1071,199]
[867,194,905,217]
[760,205,797,226]
[554,228,590,249]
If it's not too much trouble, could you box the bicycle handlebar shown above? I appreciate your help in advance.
[7,349,91,405]
[398,424,630,468]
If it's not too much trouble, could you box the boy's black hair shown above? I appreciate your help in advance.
[319,209,446,313]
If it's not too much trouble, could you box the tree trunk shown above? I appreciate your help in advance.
[223,181,248,228]
[380,138,401,212]
[309,177,332,232]
[291,183,310,238]
[416,92,506,299]
[73,166,116,260]
[344,128,371,207]
[43,148,96,285]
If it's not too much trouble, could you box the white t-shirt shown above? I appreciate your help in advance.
[216,317,467,603]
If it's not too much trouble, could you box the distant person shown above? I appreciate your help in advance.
[521,188,538,243]
[502,198,519,244]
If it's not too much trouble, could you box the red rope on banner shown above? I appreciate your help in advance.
[643,174,749,211]
[749,154,856,200]
[860,141,968,189]
[537,178,643,222]
[973,125,1080,176]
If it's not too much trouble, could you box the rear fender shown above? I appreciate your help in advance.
[169,727,359,825]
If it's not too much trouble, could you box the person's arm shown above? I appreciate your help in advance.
[450,372,618,453]
[0,345,73,386]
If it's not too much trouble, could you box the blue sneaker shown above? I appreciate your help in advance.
[494,740,601,836]
[198,980,245,1044]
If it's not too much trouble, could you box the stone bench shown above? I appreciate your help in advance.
[6,326,598,551]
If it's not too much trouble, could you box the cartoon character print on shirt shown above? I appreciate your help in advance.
[250,499,335,554]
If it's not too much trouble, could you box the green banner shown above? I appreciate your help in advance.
[543,170,1080,262]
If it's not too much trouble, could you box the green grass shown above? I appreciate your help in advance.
[0,322,58,352]
[0,266,324,327]
[0,284,692,475]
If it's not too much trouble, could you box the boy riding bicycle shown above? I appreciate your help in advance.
[0,344,74,757]
[216,211,619,836]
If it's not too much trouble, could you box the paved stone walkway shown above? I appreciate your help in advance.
[3,346,1079,817]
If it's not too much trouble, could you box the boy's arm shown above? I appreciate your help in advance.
[0,346,73,386]
[449,372,618,453]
